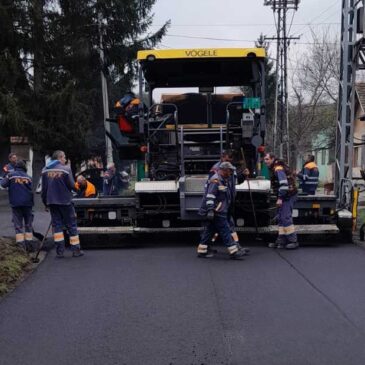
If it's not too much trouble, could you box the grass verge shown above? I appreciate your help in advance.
[0,237,32,297]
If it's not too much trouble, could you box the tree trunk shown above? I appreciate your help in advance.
[32,0,44,96]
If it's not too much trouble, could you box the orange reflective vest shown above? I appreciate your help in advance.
[75,180,96,198]
[115,98,140,133]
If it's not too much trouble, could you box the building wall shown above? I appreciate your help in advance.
[352,95,365,177]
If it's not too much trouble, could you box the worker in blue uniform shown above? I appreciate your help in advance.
[264,152,299,250]
[41,150,84,258]
[297,154,319,195]
[197,161,246,259]
[208,150,250,254]
[1,160,34,252]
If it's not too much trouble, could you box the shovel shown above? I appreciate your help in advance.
[32,222,52,263]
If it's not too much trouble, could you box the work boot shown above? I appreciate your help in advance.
[197,243,214,258]
[56,243,65,257]
[236,242,250,254]
[198,252,214,258]
[72,249,85,257]
[207,246,218,254]
[17,242,27,252]
[286,242,299,250]
[229,250,246,260]
[268,239,285,249]
[26,241,35,253]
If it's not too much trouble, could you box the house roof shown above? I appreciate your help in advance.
[356,83,365,112]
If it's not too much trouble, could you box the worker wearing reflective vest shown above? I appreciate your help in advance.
[208,150,250,254]
[1,160,35,252]
[264,153,299,250]
[114,92,141,133]
[75,175,96,198]
[297,154,319,195]
[197,162,246,260]
[41,150,84,258]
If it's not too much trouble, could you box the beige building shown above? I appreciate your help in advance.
[353,83,365,178]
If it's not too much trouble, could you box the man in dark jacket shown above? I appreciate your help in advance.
[103,163,127,196]
[41,150,84,258]
[208,150,250,253]
[297,154,319,195]
[2,152,17,177]
[1,160,34,252]
[197,162,246,260]
[264,152,298,250]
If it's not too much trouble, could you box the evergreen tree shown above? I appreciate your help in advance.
[0,1,31,136]
[0,0,168,165]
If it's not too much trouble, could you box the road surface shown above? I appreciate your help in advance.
[1,193,365,364]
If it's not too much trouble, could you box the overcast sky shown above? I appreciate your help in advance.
[143,0,341,98]
[148,0,340,65]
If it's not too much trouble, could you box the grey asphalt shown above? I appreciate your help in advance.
[2,193,365,364]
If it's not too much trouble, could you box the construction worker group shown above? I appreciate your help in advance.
[1,151,84,257]
[1,149,319,259]
[197,150,319,259]
[0,150,132,258]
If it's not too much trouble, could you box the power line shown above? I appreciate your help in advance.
[164,34,254,42]
[287,10,297,35]
[299,8,340,39]
[293,0,339,35]
[164,33,337,45]
[150,22,340,27]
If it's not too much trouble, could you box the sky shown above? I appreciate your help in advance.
[148,0,341,77]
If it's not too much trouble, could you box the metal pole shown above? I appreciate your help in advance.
[99,14,113,165]
[273,11,280,155]
[283,2,290,164]
[180,126,185,176]
[264,1,300,160]
[279,22,285,159]
[335,0,356,194]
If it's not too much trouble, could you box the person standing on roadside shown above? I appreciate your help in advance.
[2,153,17,177]
[41,150,84,258]
[263,152,299,250]
[1,160,35,252]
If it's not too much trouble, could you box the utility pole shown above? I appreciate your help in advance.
[98,14,113,165]
[264,0,300,163]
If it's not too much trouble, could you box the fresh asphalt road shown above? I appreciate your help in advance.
[2,195,365,364]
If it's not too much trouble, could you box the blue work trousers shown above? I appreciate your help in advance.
[49,205,81,255]
[277,194,298,245]
[12,206,34,250]
[200,215,235,247]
